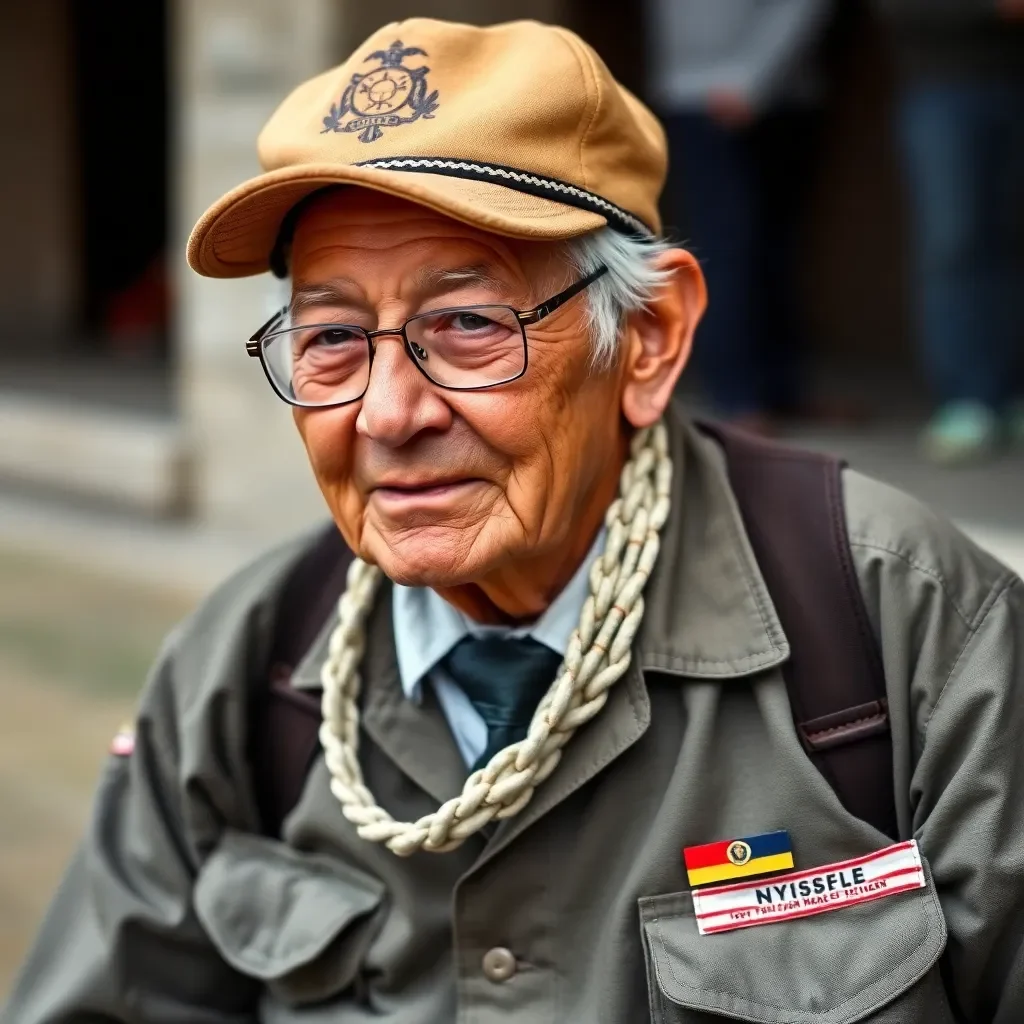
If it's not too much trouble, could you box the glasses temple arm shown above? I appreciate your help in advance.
[249,305,289,343]
[518,264,609,325]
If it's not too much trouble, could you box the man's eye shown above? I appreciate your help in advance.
[451,312,497,333]
[313,327,362,346]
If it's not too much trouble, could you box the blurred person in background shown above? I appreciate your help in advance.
[646,0,836,434]
[873,0,1024,463]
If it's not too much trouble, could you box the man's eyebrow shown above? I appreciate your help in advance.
[290,280,365,318]
[289,265,517,319]
[413,264,513,301]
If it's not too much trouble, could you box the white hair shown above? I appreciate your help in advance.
[565,228,675,370]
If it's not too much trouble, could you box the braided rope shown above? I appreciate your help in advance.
[319,420,672,856]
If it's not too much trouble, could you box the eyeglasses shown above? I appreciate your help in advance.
[246,264,609,409]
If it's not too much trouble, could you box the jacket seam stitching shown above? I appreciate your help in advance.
[847,536,978,628]
[924,576,1017,738]
[650,909,937,1019]
[804,710,887,741]
[832,471,886,683]
[642,649,781,674]
[730,550,784,658]
[714,460,785,657]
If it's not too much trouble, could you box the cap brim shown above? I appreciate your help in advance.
[187,163,609,278]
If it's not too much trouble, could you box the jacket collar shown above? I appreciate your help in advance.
[635,405,789,680]
[291,404,789,691]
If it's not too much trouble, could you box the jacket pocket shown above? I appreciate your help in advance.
[194,828,385,1006]
[639,858,951,1023]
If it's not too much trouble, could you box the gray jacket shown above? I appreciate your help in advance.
[4,413,1024,1022]
[646,0,833,112]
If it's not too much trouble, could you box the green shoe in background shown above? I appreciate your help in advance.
[921,401,1000,465]
[1004,399,1024,448]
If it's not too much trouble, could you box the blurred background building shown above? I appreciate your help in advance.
[0,0,1021,992]
[4,0,998,536]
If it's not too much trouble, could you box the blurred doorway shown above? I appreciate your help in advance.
[0,0,172,415]
[71,0,170,369]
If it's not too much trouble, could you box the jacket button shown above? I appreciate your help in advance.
[481,947,517,982]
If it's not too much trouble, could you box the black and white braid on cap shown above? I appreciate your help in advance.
[354,156,654,238]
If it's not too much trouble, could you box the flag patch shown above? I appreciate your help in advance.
[691,840,926,935]
[684,829,794,887]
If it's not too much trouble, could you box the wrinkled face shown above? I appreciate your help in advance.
[289,190,635,590]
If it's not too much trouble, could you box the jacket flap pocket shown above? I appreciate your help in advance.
[195,829,384,1002]
[640,859,947,1024]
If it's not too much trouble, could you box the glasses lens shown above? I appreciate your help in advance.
[406,306,525,389]
[262,325,370,406]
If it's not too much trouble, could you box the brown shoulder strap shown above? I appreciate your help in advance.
[250,524,353,838]
[700,421,898,839]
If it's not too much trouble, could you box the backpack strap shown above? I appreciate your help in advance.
[699,421,898,839]
[250,523,353,838]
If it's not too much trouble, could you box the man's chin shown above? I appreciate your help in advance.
[361,527,499,589]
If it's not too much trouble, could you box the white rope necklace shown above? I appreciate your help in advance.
[319,420,672,856]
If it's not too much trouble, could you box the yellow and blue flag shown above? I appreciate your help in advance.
[683,830,794,887]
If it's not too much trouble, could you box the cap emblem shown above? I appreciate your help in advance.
[322,40,440,144]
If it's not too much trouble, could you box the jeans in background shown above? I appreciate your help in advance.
[897,80,1024,410]
[664,110,821,418]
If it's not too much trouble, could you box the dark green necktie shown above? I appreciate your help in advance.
[441,635,563,773]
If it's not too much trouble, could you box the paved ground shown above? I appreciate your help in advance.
[0,549,190,997]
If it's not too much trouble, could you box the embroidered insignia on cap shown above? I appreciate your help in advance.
[110,723,135,757]
[322,40,440,144]
[684,830,794,887]
[691,840,927,935]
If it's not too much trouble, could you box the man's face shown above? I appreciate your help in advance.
[289,190,632,592]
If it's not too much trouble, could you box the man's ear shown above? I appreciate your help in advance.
[620,248,706,429]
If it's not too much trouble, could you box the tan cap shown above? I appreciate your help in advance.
[187,18,667,279]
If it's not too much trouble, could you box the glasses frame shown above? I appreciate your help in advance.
[246,264,609,409]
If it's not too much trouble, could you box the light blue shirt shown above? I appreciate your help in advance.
[392,530,605,767]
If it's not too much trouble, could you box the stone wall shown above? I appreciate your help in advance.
[174,0,342,536]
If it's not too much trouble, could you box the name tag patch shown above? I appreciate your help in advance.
[691,840,926,936]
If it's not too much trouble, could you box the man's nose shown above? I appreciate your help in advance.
[355,334,452,447]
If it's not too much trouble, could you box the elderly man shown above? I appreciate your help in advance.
[5,18,1023,1024]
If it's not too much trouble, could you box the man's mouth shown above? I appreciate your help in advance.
[370,478,484,510]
